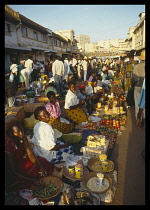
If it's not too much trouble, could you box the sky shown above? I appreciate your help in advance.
[8,4,145,43]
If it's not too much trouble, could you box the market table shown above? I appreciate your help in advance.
[95,107,126,117]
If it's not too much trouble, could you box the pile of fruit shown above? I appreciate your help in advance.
[111,84,125,95]
[81,122,99,130]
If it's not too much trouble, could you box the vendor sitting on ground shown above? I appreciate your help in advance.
[77,84,98,115]
[85,78,103,107]
[45,91,74,134]
[5,122,62,192]
[101,70,109,81]
[64,81,89,125]
[32,106,74,163]
[96,75,109,92]
[88,73,96,82]
[44,82,57,96]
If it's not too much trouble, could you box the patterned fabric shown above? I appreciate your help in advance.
[50,141,74,163]
[45,101,61,119]
[48,117,74,134]
[65,108,89,125]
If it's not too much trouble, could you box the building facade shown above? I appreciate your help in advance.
[5,5,79,73]
[55,30,79,56]
[125,12,145,53]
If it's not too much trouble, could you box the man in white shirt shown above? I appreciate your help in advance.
[9,60,18,91]
[81,58,88,81]
[63,58,69,82]
[21,56,33,88]
[52,54,64,98]
[71,56,78,80]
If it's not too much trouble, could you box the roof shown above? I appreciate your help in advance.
[19,14,48,34]
[52,32,68,42]
[5,5,20,23]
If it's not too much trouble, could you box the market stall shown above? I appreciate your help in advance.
[5,81,128,205]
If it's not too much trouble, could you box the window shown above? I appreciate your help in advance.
[41,34,46,42]
[49,38,52,45]
[33,31,38,40]
[54,39,57,46]
[21,26,28,37]
[59,41,61,47]
[5,23,11,35]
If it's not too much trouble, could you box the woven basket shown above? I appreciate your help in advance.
[62,133,82,143]
[63,166,89,181]
[87,158,114,172]
[82,171,112,194]
[31,176,64,201]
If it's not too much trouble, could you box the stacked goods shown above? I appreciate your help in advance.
[86,134,106,148]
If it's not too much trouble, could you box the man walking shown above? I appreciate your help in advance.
[52,54,64,99]
[21,56,33,88]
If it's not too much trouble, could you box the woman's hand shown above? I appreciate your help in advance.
[136,117,142,128]
[38,165,48,177]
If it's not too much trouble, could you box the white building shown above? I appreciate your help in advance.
[125,12,145,52]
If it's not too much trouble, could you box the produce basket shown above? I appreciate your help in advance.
[82,172,112,194]
[31,176,64,201]
[62,132,82,143]
[63,166,89,181]
[87,158,114,172]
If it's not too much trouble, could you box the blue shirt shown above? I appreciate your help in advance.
[77,91,87,101]
[138,78,145,110]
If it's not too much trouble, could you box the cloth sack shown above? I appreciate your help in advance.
[23,114,39,129]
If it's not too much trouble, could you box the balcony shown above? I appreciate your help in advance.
[66,47,71,52]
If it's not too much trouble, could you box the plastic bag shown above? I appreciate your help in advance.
[9,73,14,82]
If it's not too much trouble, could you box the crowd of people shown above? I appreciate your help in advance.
[5,49,145,203]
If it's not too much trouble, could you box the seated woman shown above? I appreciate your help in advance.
[88,73,96,82]
[32,106,74,163]
[64,81,89,125]
[96,75,109,92]
[45,91,74,134]
[5,122,62,192]
[45,82,57,96]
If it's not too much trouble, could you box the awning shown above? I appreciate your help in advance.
[31,46,57,53]
[5,44,32,51]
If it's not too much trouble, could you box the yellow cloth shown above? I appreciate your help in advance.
[48,116,74,134]
[65,108,89,125]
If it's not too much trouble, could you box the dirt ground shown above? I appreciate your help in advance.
[15,84,145,205]
[106,105,145,205]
